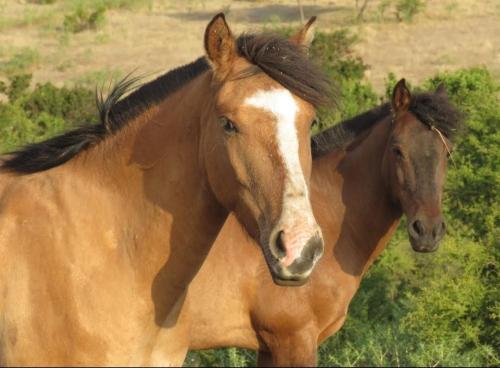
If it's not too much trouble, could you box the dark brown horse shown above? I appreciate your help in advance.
[185,80,463,366]
[0,15,331,365]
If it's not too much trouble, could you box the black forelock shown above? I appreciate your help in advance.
[408,92,464,141]
[236,33,336,108]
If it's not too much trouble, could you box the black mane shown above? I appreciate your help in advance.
[312,103,391,157]
[312,91,463,157]
[99,57,210,134]
[0,57,210,174]
[1,32,332,175]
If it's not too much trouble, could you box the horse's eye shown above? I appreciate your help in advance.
[219,117,238,134]
[393,147,404,158]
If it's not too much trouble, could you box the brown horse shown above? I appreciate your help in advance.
[0,15,331,365]
[185,80,463,366]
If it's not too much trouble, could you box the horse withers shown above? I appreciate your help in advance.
[185,80,463,366]
[0,14,331,366]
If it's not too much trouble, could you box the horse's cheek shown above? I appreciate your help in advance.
[396,165,405,187]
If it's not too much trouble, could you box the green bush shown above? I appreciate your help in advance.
[426,68,500,363]
[377,0,426,22]
[5,74,32,102]
[22,81,97,126]
[0,101,66,153]
[27,0,57,4]
[60,1,158,34]
[317,67,499,367]
[0,74,96,153]
[396,0,426,21]
[425,68,500,242]
[310,29,378,130]
[63,5,106,33]
[0,48,40,77]
[185,348,255,367]
[319,233,497,366]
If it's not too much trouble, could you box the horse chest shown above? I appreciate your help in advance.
[314,279,357,343]
[314,294,347,329]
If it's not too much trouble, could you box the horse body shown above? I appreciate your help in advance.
[0,71,227,365]
[186,81,461,366]
[0,15,332,365]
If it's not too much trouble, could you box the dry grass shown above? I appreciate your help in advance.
[0,0,498,92]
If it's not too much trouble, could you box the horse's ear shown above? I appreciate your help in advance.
[289,16,317,48]
[391,78,411,114]
[436,83,447,96]
[204,13,236,79]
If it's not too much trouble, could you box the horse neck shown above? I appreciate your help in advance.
[314,116,402,278]
[75,71,227,306]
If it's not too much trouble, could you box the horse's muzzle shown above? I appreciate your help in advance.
[270,234,324,286]
[408,215,446,252]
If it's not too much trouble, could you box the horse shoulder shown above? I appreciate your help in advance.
[0,171,130,364]
[0,172,79,249]
[0,172,71,364]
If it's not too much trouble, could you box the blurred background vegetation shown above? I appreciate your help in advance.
[0,0,498,366]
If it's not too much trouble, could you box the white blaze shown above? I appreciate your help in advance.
[244,88,317,247]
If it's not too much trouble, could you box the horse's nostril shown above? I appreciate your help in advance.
[412,220,424,236]
[432,221,446,239]
[311,236,324,261]
[275,231,286,259]
[434,221,446,239]
[302,236,323,262]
